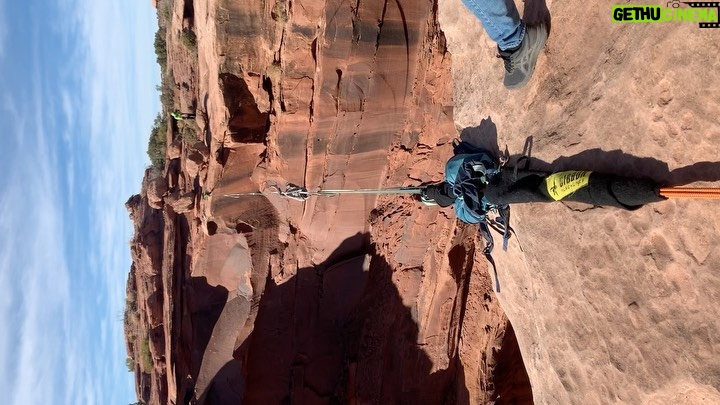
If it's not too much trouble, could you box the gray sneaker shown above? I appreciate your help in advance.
[497,23,548,89]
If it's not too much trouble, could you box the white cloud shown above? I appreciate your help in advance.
[61,89,75,140]
[0,0,6,61]
[63,0,161,403]
[0,195,21,394]
[60,90,76,207]
[0,88,73,405]
[2,0,160,403]
[3,94,25,147]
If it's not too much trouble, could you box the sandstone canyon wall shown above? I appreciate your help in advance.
[125,0,720,404]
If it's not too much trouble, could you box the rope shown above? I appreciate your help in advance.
[213,183,425,201]
[317,187,425,196]
[659,187,720,199]
[211,185,720,201]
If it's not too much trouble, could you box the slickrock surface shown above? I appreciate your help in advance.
[440,0,720,403]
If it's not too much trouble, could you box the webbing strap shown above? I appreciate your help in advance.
[479,221,501,293]
[478,205,513,293]
[485,252,501,293]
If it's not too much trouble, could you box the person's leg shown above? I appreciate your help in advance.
[462,0,547,89]
[461,0,525,50]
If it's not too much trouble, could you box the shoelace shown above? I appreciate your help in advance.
[496,51,515,73]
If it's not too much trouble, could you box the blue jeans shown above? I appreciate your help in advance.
[461,0,525,50]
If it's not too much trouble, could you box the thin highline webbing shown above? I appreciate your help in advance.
[217,183,425,202]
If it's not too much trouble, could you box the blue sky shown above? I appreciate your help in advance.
[0,0,160,403]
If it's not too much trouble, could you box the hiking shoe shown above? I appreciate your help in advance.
[497,23,548,89]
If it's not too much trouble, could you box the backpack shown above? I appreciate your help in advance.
[444,140,512,292]
[445,142,500,223]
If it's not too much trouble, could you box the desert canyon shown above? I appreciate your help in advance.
[125,0,720,403]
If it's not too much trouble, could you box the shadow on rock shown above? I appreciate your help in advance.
[196,233,477,404]
[492,322,534,404]
[179,277,231,404]
[460,120,720,186]
[539,148,720,187]
[460,116,501,158]
[523,0,552,33]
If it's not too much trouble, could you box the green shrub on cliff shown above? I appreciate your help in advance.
[180,28,197,53]
[147,113,167,169]
[140,337,153,374]
[125,356,135,372]
[157,69,175,112]
[153,28,167,69]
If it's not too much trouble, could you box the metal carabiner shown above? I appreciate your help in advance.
[280,184,312,201]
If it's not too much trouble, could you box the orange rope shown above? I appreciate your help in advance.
[659,187,720,199]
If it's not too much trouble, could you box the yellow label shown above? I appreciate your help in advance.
[545,171,592,201]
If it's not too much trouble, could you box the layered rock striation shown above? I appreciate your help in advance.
[126,0,528,404]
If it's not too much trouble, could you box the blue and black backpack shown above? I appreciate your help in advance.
[444,140,513,291]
